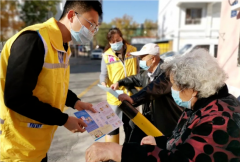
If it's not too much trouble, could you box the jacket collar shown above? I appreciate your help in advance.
[152,59,164,78]
[44,18,69,53]
[193,84,229,111]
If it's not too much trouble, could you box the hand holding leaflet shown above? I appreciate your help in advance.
[74,101,123,141]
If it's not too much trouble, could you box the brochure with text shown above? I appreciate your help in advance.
[74,101,123,141]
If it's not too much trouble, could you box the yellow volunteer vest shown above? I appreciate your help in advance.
[0,18,71,162]
[103,44,138,106]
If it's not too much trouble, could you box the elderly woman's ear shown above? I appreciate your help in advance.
[192,90,198,97]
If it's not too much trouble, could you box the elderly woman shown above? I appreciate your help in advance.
[86,48,240,162]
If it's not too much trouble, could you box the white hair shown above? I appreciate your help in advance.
[161,48,228,98]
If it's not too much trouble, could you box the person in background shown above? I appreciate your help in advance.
[111,43,182,143]
[0,1,102,161]
[86,48,240,162]
[100,27,138,143]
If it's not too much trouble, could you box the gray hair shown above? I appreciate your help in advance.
[161,48,228,98]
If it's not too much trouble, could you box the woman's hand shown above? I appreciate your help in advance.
[141,136,157,146]
[85,142,122,162]
[101,82,107,87]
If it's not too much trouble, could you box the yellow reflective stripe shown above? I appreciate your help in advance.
[19,122,52,129]
[0,118,4,124]
[106,60,121,65]
[43,62,69,69]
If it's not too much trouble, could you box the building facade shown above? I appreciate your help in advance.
[217,0,240,99]
[158,0,221,52]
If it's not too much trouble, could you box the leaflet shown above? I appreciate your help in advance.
[74,101,123,141]
[97,84,124,98]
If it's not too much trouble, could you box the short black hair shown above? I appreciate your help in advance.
[60,0,103,20]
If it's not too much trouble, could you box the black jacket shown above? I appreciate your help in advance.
[118,61,183,136]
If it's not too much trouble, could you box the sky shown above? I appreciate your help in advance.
[102,0,159,24]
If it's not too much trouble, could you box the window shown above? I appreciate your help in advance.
[214,45,218,58]
[179,44,192,54]
[192,45,210,52]
[185,8,202,25]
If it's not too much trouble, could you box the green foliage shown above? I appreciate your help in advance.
[20,0,60,27]
[94,15,158,48]
[0,0,24,41]
[143,19,158,37]
[94,22,113,47]
[111,14,138,42]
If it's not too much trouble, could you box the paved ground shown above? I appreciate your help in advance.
[48,57,125,162]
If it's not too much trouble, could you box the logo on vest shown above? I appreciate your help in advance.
[58,51,64,63]
[108,55,116,63]
[28,123,43,128]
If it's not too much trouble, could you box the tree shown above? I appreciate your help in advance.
[111,15,138,42]
[143,19,158,37]
[94,22,112,48]
[0,0,24,41]
[20,0,60,27]
[94,15,158,48]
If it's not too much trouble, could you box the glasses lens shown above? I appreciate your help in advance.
[90,25,99,35]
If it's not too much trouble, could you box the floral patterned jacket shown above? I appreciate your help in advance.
[122,85,240,162]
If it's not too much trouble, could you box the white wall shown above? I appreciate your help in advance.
[55,0,65,20]
[158,0,221,51]
[158,0,179,39]
[211,2,221,29]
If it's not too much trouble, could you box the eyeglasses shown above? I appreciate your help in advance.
[75,12,99,35]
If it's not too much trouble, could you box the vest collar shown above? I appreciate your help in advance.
[44,18,70,53]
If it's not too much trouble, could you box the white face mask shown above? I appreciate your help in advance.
[110,41,123,51]
[70,16,93,45]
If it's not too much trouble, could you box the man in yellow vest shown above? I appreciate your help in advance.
[0,0,102,161]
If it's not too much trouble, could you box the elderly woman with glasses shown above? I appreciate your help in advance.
[86,48,240,162]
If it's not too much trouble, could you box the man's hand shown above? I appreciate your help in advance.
[141,136,157,146]
[64,116,87,133]
[110,82,119,90]
[85,142,122,162]
[74,100,96,113]
[118,94,134,104]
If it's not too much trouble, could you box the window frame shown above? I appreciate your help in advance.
[185,8,202,25]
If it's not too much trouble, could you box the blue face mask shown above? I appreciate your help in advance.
[171,87,193,109]
[70,18,93,45]
[139,57,153,71]
[110,41,123,51]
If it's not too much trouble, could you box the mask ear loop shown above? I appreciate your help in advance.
[69,12,83,32]
[146,56,155,69]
